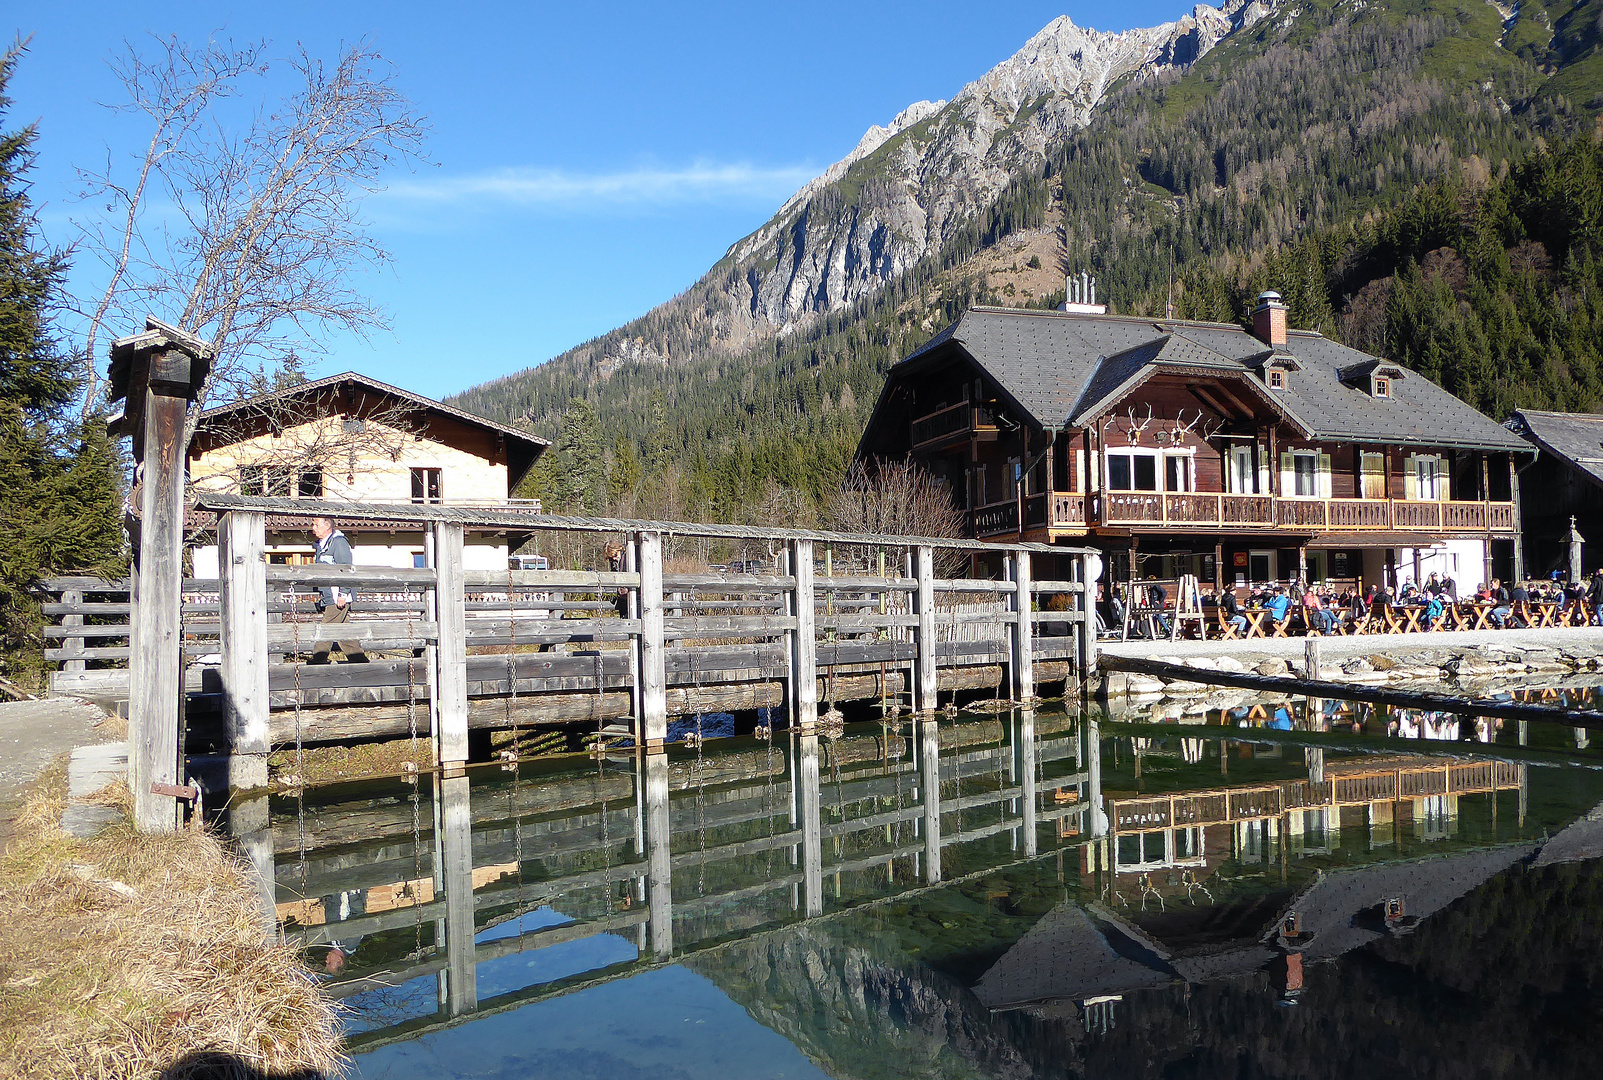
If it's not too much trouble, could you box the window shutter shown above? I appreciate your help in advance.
[1318,453,1333,498]
[1403,456,1418,501]
[1437,455,1450,500]
[1280,452,1294,496]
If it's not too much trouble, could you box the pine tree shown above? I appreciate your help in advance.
[0,44,127,689]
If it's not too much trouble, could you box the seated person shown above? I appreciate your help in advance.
[1489,578,1512,627]
[1302,586,1338,634]
[1218,588,1248,635]
[1265,586,1291,624]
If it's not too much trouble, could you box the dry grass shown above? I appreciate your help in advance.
[0,761,346,1079]
[269,739,431,788]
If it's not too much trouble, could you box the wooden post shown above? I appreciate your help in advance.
[60,589,85,674]
[219,511,270,790]
[645,750,673,957]
[1011,550,1034,702]
[790,539,817,732]
[439,773,478,1015]
[1020,707,1038,857]
[914,546,937,714]
[799,733,823,915]
[1076,553,1098,681]
[1304,636,1321,681]
[110,328,210,836]
[433,522,468,766]
[625,539,642,732]
[1510,456,1526,581]
[920,718,942,883]
[638,531,667,750]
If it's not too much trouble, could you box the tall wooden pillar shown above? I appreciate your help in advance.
[1509,456,1526,581]
[789,539,817,733]
[638,532,667,750]
[107,320,211,834]
[219,510,269,790]
[432,522,468,767]
[913,546,937,714]
[1010,550,1034,702]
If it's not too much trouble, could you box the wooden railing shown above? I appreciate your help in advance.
[1092,492,1515,532]
[910,401,995,448]
[972,493,1089,537]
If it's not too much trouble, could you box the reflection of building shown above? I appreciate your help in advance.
[1085,756,1525,896]
[187,372,548,574]
[976,843,1535,1014]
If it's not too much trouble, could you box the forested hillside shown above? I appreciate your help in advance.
[452,0,1603,528]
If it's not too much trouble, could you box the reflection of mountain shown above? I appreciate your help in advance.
[689,926,1068,1080]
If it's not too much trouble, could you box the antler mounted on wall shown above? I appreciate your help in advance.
[1124,404,1154,445]
[1169,409,1202,444]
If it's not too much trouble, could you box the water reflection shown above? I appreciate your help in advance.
[239,703,1603,1075]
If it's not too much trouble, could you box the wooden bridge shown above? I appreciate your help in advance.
[102,330,1102,835]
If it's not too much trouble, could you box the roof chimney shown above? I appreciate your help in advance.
[1060,269,1107,315]
[1252,290,1287,347]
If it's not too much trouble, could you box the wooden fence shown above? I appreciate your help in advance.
[76,497,1098,789]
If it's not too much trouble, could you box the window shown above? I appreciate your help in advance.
[1414,456,1441,500]
[1106,451,1158,491]
[1373,376,1390,398]
[1165,453,1194,493]
[297,469,323,498]
[411,467,443,504]
[412,552,427,569]
[342,418,365,433]
[239,465,263,496]
[263,466,292,497]
[1292,452,1319,497]
[1268,369,1285,390]
[1229,445,1257,494]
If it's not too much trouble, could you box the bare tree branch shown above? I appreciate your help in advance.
[72,35,426,434]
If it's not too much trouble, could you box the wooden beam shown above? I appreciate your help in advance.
[1011,551,1034,702]
[638,531,667,748]
[1099,654,1603,727]
[219,511,270,790]
[130,371,189,833]
[433,522,469,765]
[914,546,937,713]
[791,538,817,732]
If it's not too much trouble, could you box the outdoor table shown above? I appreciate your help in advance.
[1530,601,1560,628]
[1462,601,1496,630]
[1240,609,1270,639]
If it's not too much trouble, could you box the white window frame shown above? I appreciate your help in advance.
[1105,447,1160,492]
[1414,455,1441,500]
[1291,450,1319,498]
[1228,444,1257,494]
[1164,449,1197,493]
[1115,827,1206,871]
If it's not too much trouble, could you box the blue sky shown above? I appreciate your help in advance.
[11,1,1189,401]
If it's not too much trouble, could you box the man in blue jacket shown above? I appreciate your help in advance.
[310,516,367,664]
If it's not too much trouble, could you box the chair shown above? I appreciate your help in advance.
[1213,608,1241,640]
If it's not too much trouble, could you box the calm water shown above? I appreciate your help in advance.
[242,687,1603,1079]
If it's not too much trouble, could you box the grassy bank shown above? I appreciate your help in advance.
[0,761,345,1078]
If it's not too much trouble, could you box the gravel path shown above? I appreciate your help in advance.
[0,697,117,821]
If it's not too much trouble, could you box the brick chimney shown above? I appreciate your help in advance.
[1252,290,1287,347]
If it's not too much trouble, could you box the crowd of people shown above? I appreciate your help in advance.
[1102,567,1603,638]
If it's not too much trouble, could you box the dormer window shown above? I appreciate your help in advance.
[1268,369,1285,390]
[1373,376,1390,398]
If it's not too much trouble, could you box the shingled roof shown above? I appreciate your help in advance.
[885,307,1530,451]
[1507,409,1603,487]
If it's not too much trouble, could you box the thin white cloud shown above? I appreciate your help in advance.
[376,162,820,209]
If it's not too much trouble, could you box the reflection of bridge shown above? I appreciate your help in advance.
[237,710,1096,1043]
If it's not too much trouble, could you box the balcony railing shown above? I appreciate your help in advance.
[1088,492,1515,532]
[971,493,1088,537]
[909,401,995,449]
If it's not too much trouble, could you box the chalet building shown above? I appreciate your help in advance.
[858,294,1531,591]
[1504,409,1603,577]
[186,372,548,575]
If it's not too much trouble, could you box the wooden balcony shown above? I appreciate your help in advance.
[1050,492,1514,534]
[971,493,1089,537]
[909,401,996,450]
